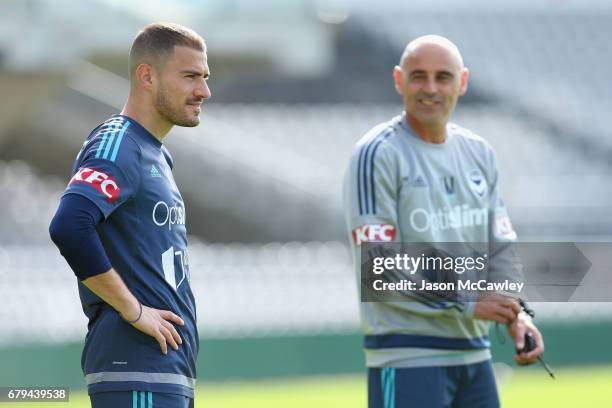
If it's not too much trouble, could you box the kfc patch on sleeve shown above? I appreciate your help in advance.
[352,224,396,246]
[70,167,120,203]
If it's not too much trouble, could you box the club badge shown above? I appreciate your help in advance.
[467,169,487,198]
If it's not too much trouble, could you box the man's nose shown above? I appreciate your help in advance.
[423,77,437,94]
[195,81,211,100]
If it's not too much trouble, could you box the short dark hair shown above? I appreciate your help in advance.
[129,22,205,81]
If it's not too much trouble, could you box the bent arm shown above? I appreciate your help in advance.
[49,194,183,353]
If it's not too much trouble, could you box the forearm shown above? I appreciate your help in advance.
[82,268,141,322]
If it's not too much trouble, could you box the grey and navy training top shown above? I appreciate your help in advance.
[344,112,518,368]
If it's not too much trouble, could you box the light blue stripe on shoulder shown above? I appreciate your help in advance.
[148,391,152,408]
[140,391,145,408]
[101,122,121,159]
[95,120,122,158]
[110,121,131,162]
[132,390,137,408]
[95,133,108,159]
[95,123,116,158]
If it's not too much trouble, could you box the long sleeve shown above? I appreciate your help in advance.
[49,193,111,280]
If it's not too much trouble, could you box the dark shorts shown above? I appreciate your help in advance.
[368,360,500,408]
[90,391,194,408]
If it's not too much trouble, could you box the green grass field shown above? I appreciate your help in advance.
[5,366,611,407]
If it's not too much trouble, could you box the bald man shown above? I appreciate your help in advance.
[344,35,544,407]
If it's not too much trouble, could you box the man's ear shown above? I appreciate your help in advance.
[393,65,404,96]
[135,63,155,91]
[459,67,469,96]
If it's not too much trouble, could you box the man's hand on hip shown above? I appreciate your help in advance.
[82,268,185,355]
[130,306,185,355]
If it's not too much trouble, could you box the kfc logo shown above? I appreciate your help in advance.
[352,224,396,246]
[70,167,120,203]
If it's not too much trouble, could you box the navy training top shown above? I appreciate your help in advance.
[62,114,198,397]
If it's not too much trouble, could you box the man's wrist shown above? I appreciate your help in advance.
[119,300,142,323]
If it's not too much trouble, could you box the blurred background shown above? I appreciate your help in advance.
[1,0,612,406]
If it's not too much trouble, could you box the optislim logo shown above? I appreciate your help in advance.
[152,201,186,230]
[409,205,487,233]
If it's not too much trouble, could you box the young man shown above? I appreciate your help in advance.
[344,35,544,407]
[49,23,211,408]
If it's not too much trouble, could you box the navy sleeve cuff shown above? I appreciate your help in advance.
[49,193,112,280]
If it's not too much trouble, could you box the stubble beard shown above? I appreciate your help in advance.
[154,86,200,128]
